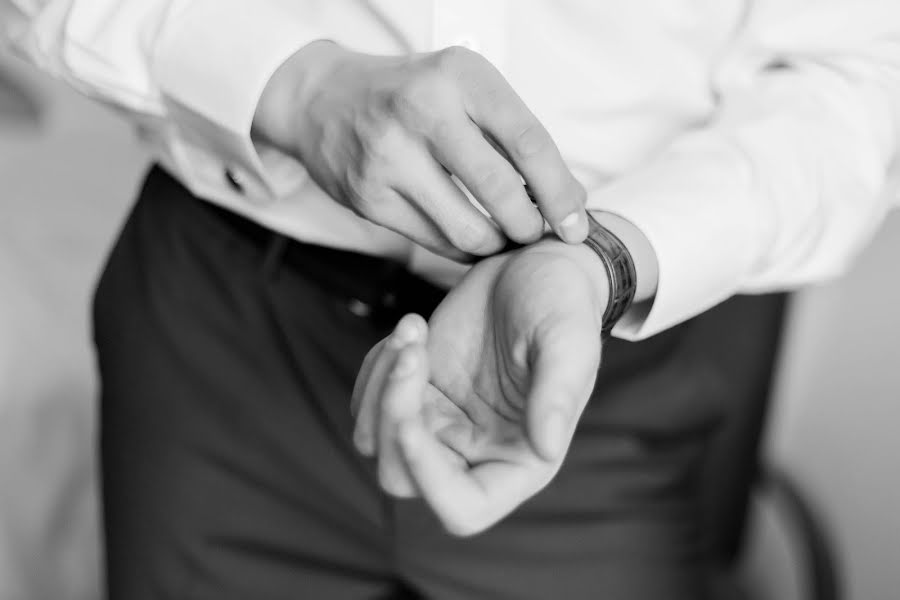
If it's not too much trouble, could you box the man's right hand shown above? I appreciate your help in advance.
[254,40,588,260]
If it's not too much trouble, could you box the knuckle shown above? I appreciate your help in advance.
[449,222,497,255]
[429,115,460,144]
[469,169,543,242]
[390,75,455,130]
[472,166,519,201]
[391,82,430,123]
[425,114,456,141]
[434,45,476,72]
[513,122,551,158]
[357,118,401,163]
[345,165,378,199]
[344,171,389,219]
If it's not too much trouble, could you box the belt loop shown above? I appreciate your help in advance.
[262,233,290,277]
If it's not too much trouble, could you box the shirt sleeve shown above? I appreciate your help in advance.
[590,0,900,340]
[0,0,331,204]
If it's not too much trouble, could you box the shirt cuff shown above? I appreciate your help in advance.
[587,134,764,341]
[152,0,316,203]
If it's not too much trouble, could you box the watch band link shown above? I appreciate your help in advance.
[583,213,637,340]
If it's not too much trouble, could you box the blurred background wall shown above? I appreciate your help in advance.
[762,227,900,599]
[0,52,147,600]
[0,48,898,600]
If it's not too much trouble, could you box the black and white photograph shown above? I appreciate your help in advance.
[1,1,899,599]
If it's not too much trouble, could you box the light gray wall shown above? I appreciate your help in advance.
[766,214,900,600]
[0,53,147,600]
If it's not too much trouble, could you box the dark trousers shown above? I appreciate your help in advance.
[94,167,763,599]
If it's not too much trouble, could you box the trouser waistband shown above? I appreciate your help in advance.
[195,176,449,326]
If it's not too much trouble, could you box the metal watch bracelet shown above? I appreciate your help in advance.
[522,185,636,338]
[582,213,637,340]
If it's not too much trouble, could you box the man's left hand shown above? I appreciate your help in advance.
[351,240,609,535]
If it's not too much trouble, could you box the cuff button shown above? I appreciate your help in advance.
[225,168,246,194]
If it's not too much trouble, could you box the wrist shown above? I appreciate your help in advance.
[522,239,612,328]
[252,39,348,155]
[590,211,657,304]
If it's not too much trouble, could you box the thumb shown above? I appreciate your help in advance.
[378,340,430,498]
[526,319,601,461]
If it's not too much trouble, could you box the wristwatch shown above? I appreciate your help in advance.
[582,212,636,340]
[522,185,636,339]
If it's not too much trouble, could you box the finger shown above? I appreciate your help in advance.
[393,148,506,256]
[428,119,543,244]
[399,420,540,536]
[461,63,588,243]
[352,343,393,456]
[359,187,472,262]
[526,318,602,461]
[351,338,388,418]
[352,339,392,458]
[398,418,487,535]
[377,341,429,498]
[352,314,426,456]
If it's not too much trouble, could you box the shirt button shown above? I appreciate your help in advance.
[225,168,245,194]
[347,298,373,318]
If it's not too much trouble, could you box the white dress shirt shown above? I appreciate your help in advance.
[2,0,899,339]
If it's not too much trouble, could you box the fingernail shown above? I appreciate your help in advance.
[392,350,418,378]
[559,211,587,243]
[540,409,568,459]
[391,318,420,347]
[354,430,375,456]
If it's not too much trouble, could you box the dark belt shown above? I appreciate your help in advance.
[203,200,449,327]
